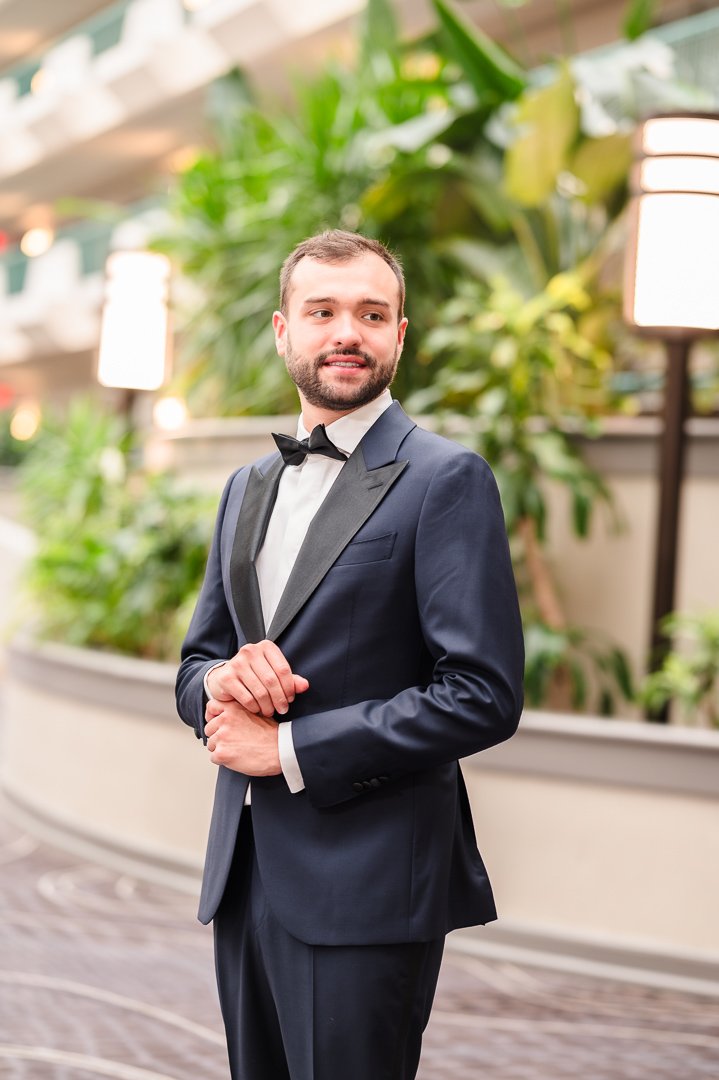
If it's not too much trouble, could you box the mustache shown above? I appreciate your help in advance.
[315,348,375,368]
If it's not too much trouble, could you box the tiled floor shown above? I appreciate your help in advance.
[0,814,717,1079]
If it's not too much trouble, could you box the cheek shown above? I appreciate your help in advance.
[292,325,324,352]
[380,334,402,362]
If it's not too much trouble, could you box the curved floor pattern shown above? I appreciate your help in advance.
[0,815,717,1079]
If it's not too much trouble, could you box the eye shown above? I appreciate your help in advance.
[309,309,333,319]
[363,311,385,322]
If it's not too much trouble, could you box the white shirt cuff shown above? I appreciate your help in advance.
[277,721,306,794]
[203,660,227,698]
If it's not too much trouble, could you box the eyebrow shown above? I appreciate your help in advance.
[302,296,393,310]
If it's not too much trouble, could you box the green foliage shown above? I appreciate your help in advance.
[431,0,527,103]
[504,65,580,207]
[18,402,214,661]
[623,0,661,41]
[524,621,634,715]
[20,400,130,526]
[406,267,633,715]
[406,270,616,539]
[570,133,633,206]
[157,0,689,419]
[156,5,469,415]
[640,612,719,727]
[503,63,633,211]
[0,411,36,467]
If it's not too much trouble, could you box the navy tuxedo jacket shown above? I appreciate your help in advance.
[176,402,524,944]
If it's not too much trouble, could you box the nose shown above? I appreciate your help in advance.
[332,312,362,348]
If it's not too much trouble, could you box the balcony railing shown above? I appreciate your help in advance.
[0,0,367,184]
[656,6,719,99]
[5,1,135,101]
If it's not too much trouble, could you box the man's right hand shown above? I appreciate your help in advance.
[206,640,309,718]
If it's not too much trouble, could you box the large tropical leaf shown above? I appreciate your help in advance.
[504,66,580,207]
[431,0,526,103]
[623,0,660,41]
[569,132,633,204]
[360,0,400,70]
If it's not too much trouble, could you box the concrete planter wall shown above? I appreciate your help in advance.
[0,639,214,892]
[145,415,297,485]
[2,638,718,989]
[462,711,719,989]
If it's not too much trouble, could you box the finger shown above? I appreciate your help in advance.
[231,650,287,715]
[227,667,307,715]
[247,653,292,716]
[221,676,262,714]
[205,698,223,719]
[205,701,221,724]
[258,641,298,702]
[228,663,276,717]
[204,714,220,736]
[235,644,291,715]
[292,674,310,694]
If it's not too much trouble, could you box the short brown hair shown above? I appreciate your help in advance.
[279,230,405,320]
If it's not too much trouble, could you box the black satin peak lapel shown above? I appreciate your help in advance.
[266,448,407,642]
[229,456,284,643]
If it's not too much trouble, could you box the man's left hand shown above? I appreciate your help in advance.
[204,698,282,776]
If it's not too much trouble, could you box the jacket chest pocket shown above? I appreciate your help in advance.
[333,531,397,567]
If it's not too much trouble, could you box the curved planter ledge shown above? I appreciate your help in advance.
[146,413,719,491]
[460,710,719,993]
[0,638,216,894]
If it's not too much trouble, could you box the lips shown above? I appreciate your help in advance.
[320,351,370,369]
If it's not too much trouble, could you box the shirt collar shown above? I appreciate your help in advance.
[296,389,393,455]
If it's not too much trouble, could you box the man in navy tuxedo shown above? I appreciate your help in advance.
[176,230,524,1079]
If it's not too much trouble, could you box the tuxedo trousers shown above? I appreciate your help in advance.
[213,811,445,1080]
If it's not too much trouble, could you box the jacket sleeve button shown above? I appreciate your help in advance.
[370,778,381,788]
[362,780,373,790]
[352,782,364,793]
[378,776,389,783]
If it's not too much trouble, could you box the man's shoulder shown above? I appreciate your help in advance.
[402,422,491,474]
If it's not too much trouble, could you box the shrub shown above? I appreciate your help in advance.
[18,401,214,661]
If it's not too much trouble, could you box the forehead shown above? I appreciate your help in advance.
[286,253,401,314]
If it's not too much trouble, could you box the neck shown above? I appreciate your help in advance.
[298,398,359,431]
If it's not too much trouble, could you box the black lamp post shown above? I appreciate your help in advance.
[623,112,719,720]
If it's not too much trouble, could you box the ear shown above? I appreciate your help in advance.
[396,316,408,357]
[272,311,287,356]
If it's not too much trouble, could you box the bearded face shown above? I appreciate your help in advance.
[273,253,408,417]
[283,340,401,412]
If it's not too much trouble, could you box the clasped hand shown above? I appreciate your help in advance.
[204,640,309,776]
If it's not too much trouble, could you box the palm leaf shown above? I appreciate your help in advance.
[431,0,526,103]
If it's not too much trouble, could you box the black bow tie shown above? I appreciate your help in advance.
[272,424,348,468]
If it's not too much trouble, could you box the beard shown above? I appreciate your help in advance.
[284,339,399,412]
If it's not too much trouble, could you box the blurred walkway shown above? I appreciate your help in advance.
[0,810,718,1079]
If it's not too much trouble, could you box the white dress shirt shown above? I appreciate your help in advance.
[206,390,394,799]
